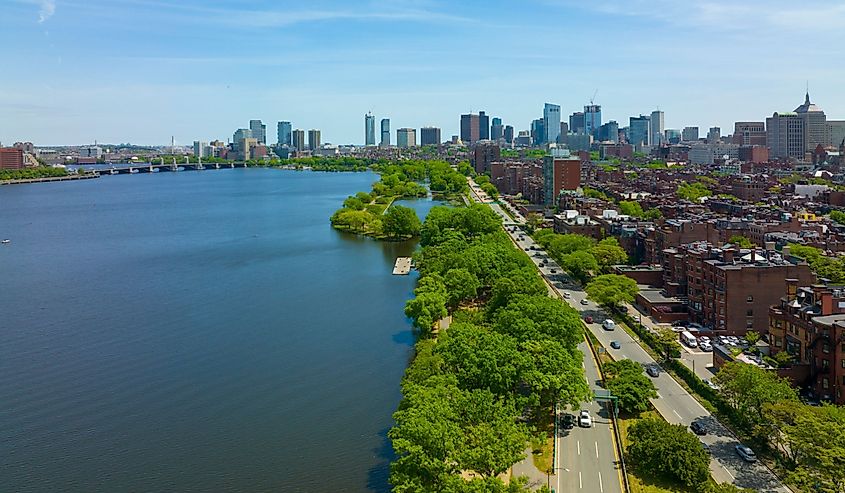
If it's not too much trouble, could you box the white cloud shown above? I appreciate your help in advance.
[38,0,56,23]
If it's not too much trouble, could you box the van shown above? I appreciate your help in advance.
[680,331,697,348]
[602,319,616,331]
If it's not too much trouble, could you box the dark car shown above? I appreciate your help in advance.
[584,315,594,324]
[561,413,575,430]
[690,420,707,435]
[645,364,660,378]
[610,341,621,349]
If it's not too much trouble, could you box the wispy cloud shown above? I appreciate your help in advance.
[38,0,56,23]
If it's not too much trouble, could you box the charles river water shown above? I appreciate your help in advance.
[0,168,440,492]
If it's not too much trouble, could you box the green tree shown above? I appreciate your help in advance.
[643,208,663,220]
[342,196,365,210]
[547,234,595,259]
[712,361,798,432]
[443,268,481,309]
[654,328,682,362]
[519,337,591,411]
[728,235,754,248]
[525,213,544,234]
[456,389,528,478]
[677,182,712,201]
[405,292,447,333]
[829,210,845,224]
[618,200,644,218]
[585,274,639,307]
[626,418,710,488]
[603,360,658,414]
[493,295,583,350]
[590,238,629,271]
[480,182,499,200]
[561,250,599,282]
[786,404,845,493]
[382,205,421,239]
[487,268,547,313]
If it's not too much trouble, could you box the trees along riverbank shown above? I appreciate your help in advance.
[0,166,68,181]
[390,204,590,492]
[330,160,469,240]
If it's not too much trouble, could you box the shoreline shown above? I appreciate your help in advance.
[0,174,99,186]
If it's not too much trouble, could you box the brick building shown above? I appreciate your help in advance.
[542,149,581,206]
[0,148,25,169]
[472,141,500,174]
[661,243,814,335]
[769,281,845,404]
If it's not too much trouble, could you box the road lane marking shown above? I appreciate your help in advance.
[598,471,604,493]
[579,471,582,489]
[577,440,581,455]
[595,441,599,458]
[673,410,682,419]
[722,466,736,480]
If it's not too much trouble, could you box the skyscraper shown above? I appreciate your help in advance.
[420,127,441,146]
[233,128,252,152]
[479,111,490,141]
[544,103,561,144]
[460,113,480,144]
[380,118,390,146]
[629,116,650,146]
[249,119,266,145]
[649,110,664,146]
[364,113,376,146]
[707,127,721,143]
[682,127,700,142]
[732,122,767,146]
[491,117,503,141]
[292,129,306,151]
[277,121,292,146]
[308,129,321,150]
[597,121,619,143]
[503,125,514,144]
[794,92,829,152]
[569,112,586,135]
[543,148,581,206]
[664,129,681,144]
[584,104,602,138]
[531,118,546,146]
[473,141,500,175]
[193,141,207,158]
[397,128,416,148]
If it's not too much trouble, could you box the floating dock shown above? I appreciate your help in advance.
[393,257,412,275]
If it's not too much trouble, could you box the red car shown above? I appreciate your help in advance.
[584,316,594,324]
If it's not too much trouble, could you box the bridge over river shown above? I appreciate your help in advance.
[96,161,255,175]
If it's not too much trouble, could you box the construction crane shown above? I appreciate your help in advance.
[590,89,598,105]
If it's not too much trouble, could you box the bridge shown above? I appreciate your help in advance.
[95,161,254,175]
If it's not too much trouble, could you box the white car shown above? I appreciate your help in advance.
[700,342,713,352]
[602,319,616,331]
[578,410,592,428]
[563,291,572,299]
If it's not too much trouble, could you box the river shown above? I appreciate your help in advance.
[0,168,439,492]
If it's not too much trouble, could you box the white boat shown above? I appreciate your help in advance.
[1,239,10,244]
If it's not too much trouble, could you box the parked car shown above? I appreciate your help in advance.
[584,315,594,324]
[561,413,575,430]
[563,291,572,299]
[610,341,621,349]
[580,299,589,306]
[690,420,707,435]
[735,444,757,462]
[578,410,592,428]
[550,269,557,274]
[602,319,616,331]
[645,364,660,377]
[700,342,713,352]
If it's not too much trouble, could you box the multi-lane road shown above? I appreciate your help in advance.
[466,180,790,493]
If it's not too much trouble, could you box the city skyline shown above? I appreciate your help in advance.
[3,0,845,145]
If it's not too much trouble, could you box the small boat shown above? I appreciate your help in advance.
[1,239,10,244]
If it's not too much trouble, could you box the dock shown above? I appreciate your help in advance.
[393,257,412,275]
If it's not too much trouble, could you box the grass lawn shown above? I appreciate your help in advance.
[531,434,554,474]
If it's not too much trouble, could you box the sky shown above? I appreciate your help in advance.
[2,0,845,146]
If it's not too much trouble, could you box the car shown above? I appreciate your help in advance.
[524,247,530,251]
[584,315,594,324]
[735,444,757,462]
[578,410,592,428]
[563,291,572,299]
[580,299,589,306]
[690,420,707,435]
[602,319,616,331]
[610,341,621,349]
[645,364,660,377]
[561,413,576,429]
[672,326,686,332]
[698,336,710,343]
[550,269,557,274]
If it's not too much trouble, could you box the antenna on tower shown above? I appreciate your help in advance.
[590,89,598,105]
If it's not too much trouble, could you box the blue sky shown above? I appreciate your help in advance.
[3,0,844,146]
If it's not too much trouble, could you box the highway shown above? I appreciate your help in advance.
[466,180,790,492]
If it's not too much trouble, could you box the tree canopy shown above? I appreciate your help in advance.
[603,359,657,414]
[626,418,710,488]
[585,274,639,307]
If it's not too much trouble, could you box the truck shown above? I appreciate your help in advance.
[680,330,698,348]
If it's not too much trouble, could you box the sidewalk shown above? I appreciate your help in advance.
[511,447,552,491]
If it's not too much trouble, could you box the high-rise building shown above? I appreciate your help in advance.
[460,113,480,144]
[664,129,681,144]
[584,104,602,138]
[531,118,546,146]
[491,117,503,141]
[0,147,25,169]
[682,126,700,142]
[397,128,416,148]
[249,119,266,145]
[292,129,306,151]
[707,127,721,143]
[420,127,441,146]
[277,121,292,146]
[767,113,802,159]
[479,111,490,141]
[380,119,391,146]
[569,112,586,135]
[649,110,664,146]
[732,122,766,146]
[794,92,829,152]
[473,141,500,174]
[364,113,376,146]
[193,141,207,158]
[544,103,562,144]
[504,125,514,144]
[560,122,569,137]
[233,128,252,152]
[308,129,321,150]
[543,148,581,206]
[597,121,619,143]
[830,121,845,148]
[515,130,531,147]
[629,115,650,146]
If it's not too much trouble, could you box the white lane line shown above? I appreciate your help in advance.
[673,410,682,419]
[579,471,583,489]
[722,465,736,480]
[595,441,599,458]
[577,440,581,456]
[598,471,604,493]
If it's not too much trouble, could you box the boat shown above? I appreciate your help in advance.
[1,239,10,244]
